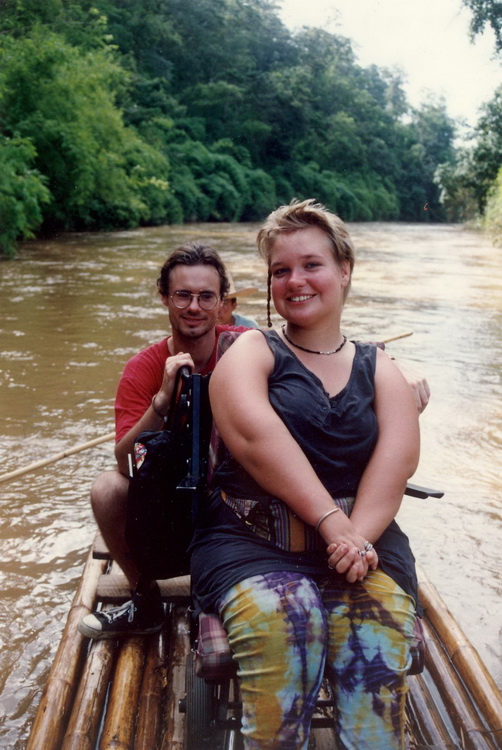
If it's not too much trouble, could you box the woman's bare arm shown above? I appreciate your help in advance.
[326,348,420,571]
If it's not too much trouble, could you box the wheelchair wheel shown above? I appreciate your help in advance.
[184,651,217,749]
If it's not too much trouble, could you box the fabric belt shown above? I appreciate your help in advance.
[221,491,355,553]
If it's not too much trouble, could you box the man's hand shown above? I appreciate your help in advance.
[392,360,430,414]
[154,351,195,415]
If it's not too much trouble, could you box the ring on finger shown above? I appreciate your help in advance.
[359,549,367,557]
[363,540,373,552]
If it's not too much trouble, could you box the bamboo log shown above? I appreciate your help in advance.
[381,330,413,344]
[0,431,115,484]
[98,636,146,750]
[161,606,191,750]
[61,639,116,750]
[134,630,168,750]
[406,672,457,748]
[421,619,497,750]
[417,564,502,733]
[26,551,108,750]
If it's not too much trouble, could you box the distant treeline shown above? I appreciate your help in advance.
[0,0,499,256]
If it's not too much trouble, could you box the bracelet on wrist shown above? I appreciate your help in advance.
[151,393,169,422]
[314,507,340,533]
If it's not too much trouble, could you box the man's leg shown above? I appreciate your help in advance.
[78,470,163,640]
[90,469,139,587]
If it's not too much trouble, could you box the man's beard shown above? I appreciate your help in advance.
[172,316,213,339]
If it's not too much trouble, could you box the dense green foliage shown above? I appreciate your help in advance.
[446,0,502,240]
[437,86,502,234]
[0,136,51,256]
[0,0,460,255]
[484,165,502,243]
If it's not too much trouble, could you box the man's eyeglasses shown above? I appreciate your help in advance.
[169,290,220,310]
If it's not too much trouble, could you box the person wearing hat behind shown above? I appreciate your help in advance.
[218,272,260,328]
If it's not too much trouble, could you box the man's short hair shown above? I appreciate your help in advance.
[157,242,230,298]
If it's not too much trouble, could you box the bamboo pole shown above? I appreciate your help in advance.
[0,431,115,484]
[421,619,497,750]
[417,564,502,734]
[134,630,168,750]
[381,330,413,344]
[406,672,457,748]
[61,638,116,750]
[26,550,108,750]
[98,636,146,750]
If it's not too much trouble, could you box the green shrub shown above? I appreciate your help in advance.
[0,29,174,231]
[0,135,50,257]
[484,167,502,245]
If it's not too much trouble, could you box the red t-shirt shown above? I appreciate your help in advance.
[114,325,247,442]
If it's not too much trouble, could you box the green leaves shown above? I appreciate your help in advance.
[0,136,50,257]
[0,27,173,244]
[462,0,502,52]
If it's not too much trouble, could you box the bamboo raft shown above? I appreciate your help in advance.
[26,533,502,750]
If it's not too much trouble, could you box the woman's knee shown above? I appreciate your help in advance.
[220,572,326,650]
[218,573,327,748]
[323,571,415,749]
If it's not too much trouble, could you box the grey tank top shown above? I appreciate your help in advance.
[214,331,378,500]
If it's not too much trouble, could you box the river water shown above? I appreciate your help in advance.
[0,222,501,747]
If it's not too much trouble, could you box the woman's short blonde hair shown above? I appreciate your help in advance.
[257,199,356,324]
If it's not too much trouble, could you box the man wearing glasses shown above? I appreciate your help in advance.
[79,242,246,639]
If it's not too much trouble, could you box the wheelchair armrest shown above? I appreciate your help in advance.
[405,483,444,499]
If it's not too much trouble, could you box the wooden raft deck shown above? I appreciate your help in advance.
[27,535,502,750]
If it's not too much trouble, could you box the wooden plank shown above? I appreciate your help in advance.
[161,606,190,749]
[92,531,111,560]
[26,551,108,750]
[97,573,191,602]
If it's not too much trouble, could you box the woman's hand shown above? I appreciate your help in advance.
[326,539,379,583]
[319,511,379,583]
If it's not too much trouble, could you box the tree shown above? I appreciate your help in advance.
[404,99,456,220]
[437,86,502,216]
[483,165,502,241]
[0,28,173,231]
[462,0,502,52]
[0,136,50,257]
[0,0,460,243]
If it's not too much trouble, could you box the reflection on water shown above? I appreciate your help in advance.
[1,222,501,746]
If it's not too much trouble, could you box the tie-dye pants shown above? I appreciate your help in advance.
[217,568,416,750]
